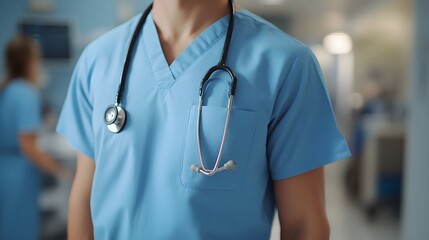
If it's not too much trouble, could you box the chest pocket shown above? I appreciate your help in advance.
[181,105,258,190]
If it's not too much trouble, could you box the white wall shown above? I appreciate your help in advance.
[402,0,429,239]
[349,0,412,104]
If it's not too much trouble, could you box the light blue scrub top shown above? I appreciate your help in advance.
[57,10,351,240]
[0,80,42,240]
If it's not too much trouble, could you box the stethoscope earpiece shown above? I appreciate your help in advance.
[191,160,236,176]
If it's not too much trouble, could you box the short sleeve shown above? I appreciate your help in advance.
[16,85,42,133]
[56,50,95,159]
[268,47,351,180]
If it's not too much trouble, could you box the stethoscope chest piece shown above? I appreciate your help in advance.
[104,104,127,133]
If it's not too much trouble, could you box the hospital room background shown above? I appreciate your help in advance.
[0,0,427,239]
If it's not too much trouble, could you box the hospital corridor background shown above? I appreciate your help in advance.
[0,0,428,239]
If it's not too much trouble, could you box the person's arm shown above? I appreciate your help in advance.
[274,167,329,240]
[19,132,69,178]
[68,153,95,240]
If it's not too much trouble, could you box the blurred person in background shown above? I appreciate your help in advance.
[346,80,390,198]
[0,36,70,240]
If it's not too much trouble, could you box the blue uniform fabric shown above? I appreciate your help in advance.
[57,10,351,240]
[0,80,42,240]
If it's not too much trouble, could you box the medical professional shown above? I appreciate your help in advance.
[58,0,351,239]
[0,36,69,240]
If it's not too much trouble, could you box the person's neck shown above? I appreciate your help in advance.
[153,0,229,40]
[152,0,230,64]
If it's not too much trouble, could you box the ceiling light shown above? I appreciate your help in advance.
[323,32,353,55]
[261,0,286,5]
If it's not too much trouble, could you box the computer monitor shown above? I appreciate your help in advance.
[19,21,71,60]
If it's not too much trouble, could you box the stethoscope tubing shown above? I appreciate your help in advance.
[105,0,238,176]
[115,3,153,106]
[196,95,234,176]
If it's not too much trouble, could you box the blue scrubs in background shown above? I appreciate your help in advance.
[0,80,42,240]
[57,10,351,240]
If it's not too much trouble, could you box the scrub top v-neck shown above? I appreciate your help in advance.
[57,9,351,240]
[143,12,229,89]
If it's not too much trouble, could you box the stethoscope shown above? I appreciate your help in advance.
[104,0,237,176]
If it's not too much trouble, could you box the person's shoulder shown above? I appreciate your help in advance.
[81,13,143,61]
[234,10,319,86]
[5,79,40,103]
[235,10,309,57]
[8,79,38,94]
